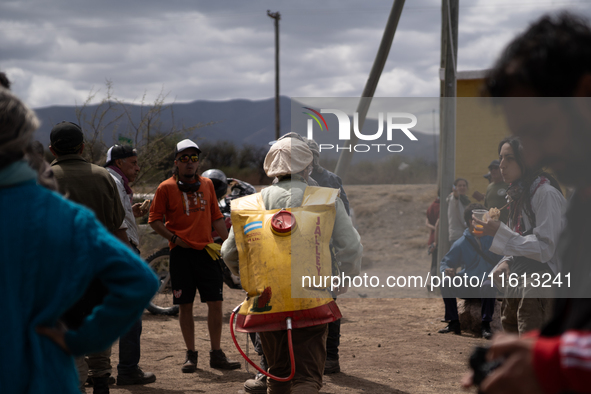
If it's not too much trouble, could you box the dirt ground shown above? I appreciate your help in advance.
[92,184,489,394]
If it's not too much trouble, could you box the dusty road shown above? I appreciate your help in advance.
[88,184,488,394]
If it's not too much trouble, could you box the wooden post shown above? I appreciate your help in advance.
[267,10,281,141]
[437,0,459,265]
[333,0,406,178]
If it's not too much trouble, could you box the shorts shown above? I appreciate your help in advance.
[169,246,224,304]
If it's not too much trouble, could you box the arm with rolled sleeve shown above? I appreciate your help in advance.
[489,185,566,268]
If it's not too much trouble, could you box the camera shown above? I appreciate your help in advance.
[469,346,503,389]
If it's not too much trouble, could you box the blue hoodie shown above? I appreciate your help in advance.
[440,228,502,279]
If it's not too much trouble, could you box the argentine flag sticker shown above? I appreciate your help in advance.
[244,221,263,235]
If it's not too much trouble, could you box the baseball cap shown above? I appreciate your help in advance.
[488,160,500,169]
[174,139,201,156]
[105,145,137,167]
[50,121,84,154]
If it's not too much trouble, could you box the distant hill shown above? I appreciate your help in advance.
[32,96,438,164]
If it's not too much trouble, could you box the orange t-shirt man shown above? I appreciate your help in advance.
[148,176,223,250]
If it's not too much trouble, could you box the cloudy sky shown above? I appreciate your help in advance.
[2,0,591,110]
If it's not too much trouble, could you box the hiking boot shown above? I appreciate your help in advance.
[116,367,156,385]
[438,320,461,335]
[481,321,493,340]
[324,358,341,375]
[181,350,198,373]
[244,372,267,394]
[92,376,110,394]
[209,349,241,370]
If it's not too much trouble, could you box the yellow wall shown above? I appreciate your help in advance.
[455,78,510,199]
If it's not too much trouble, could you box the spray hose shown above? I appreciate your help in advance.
[229,304,296,382]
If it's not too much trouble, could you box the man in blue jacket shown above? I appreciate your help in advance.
[438,203,502,339]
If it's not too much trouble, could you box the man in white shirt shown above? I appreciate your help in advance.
[105,145,156,386]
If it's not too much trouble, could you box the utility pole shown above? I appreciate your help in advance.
[334,0,406,178]
[437,0,459,264]
[268,10,281,141]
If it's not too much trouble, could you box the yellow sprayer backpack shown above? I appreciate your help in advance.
[231,186,342,333]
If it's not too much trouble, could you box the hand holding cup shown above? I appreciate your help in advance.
[472,209,501,238]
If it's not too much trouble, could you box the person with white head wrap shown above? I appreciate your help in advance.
[222,137,362,393]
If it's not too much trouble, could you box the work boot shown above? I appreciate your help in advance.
[244,372,267,394]
[92,376,110,394]
[209,349,241,370]
[438,320,461,335]
[481,321,493,340]
[181,349,198,373]
[324,358,341,374]
[116,367,156,385]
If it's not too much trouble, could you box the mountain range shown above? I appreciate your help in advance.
[32,96,438,164]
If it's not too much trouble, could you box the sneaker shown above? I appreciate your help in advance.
[116,367,156,385]
[182,350,198,373]
[244,372,267,394]
[438,320,461,335]
[209,349,241,370]
[481,321,493,340]
[324,358,341,375]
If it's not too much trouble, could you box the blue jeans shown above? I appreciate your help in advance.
[118,319,142,374]
[118,243,143,374]
[441,278,495,322]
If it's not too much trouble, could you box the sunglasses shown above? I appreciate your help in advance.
[177,154,199,163]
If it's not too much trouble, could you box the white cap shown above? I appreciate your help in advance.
[175,139,201,156]
[105,146,114,163]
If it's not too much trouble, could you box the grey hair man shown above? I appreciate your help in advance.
[104,145,156,386]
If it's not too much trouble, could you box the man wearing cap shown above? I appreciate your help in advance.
[49,121,128,393]
[222,138,363,393]
[104,145,155,386]
[50,122,126,240]
[483,159,509,224]
[148,139,240,373]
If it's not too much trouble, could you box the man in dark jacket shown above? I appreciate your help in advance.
[50,121,127,393]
